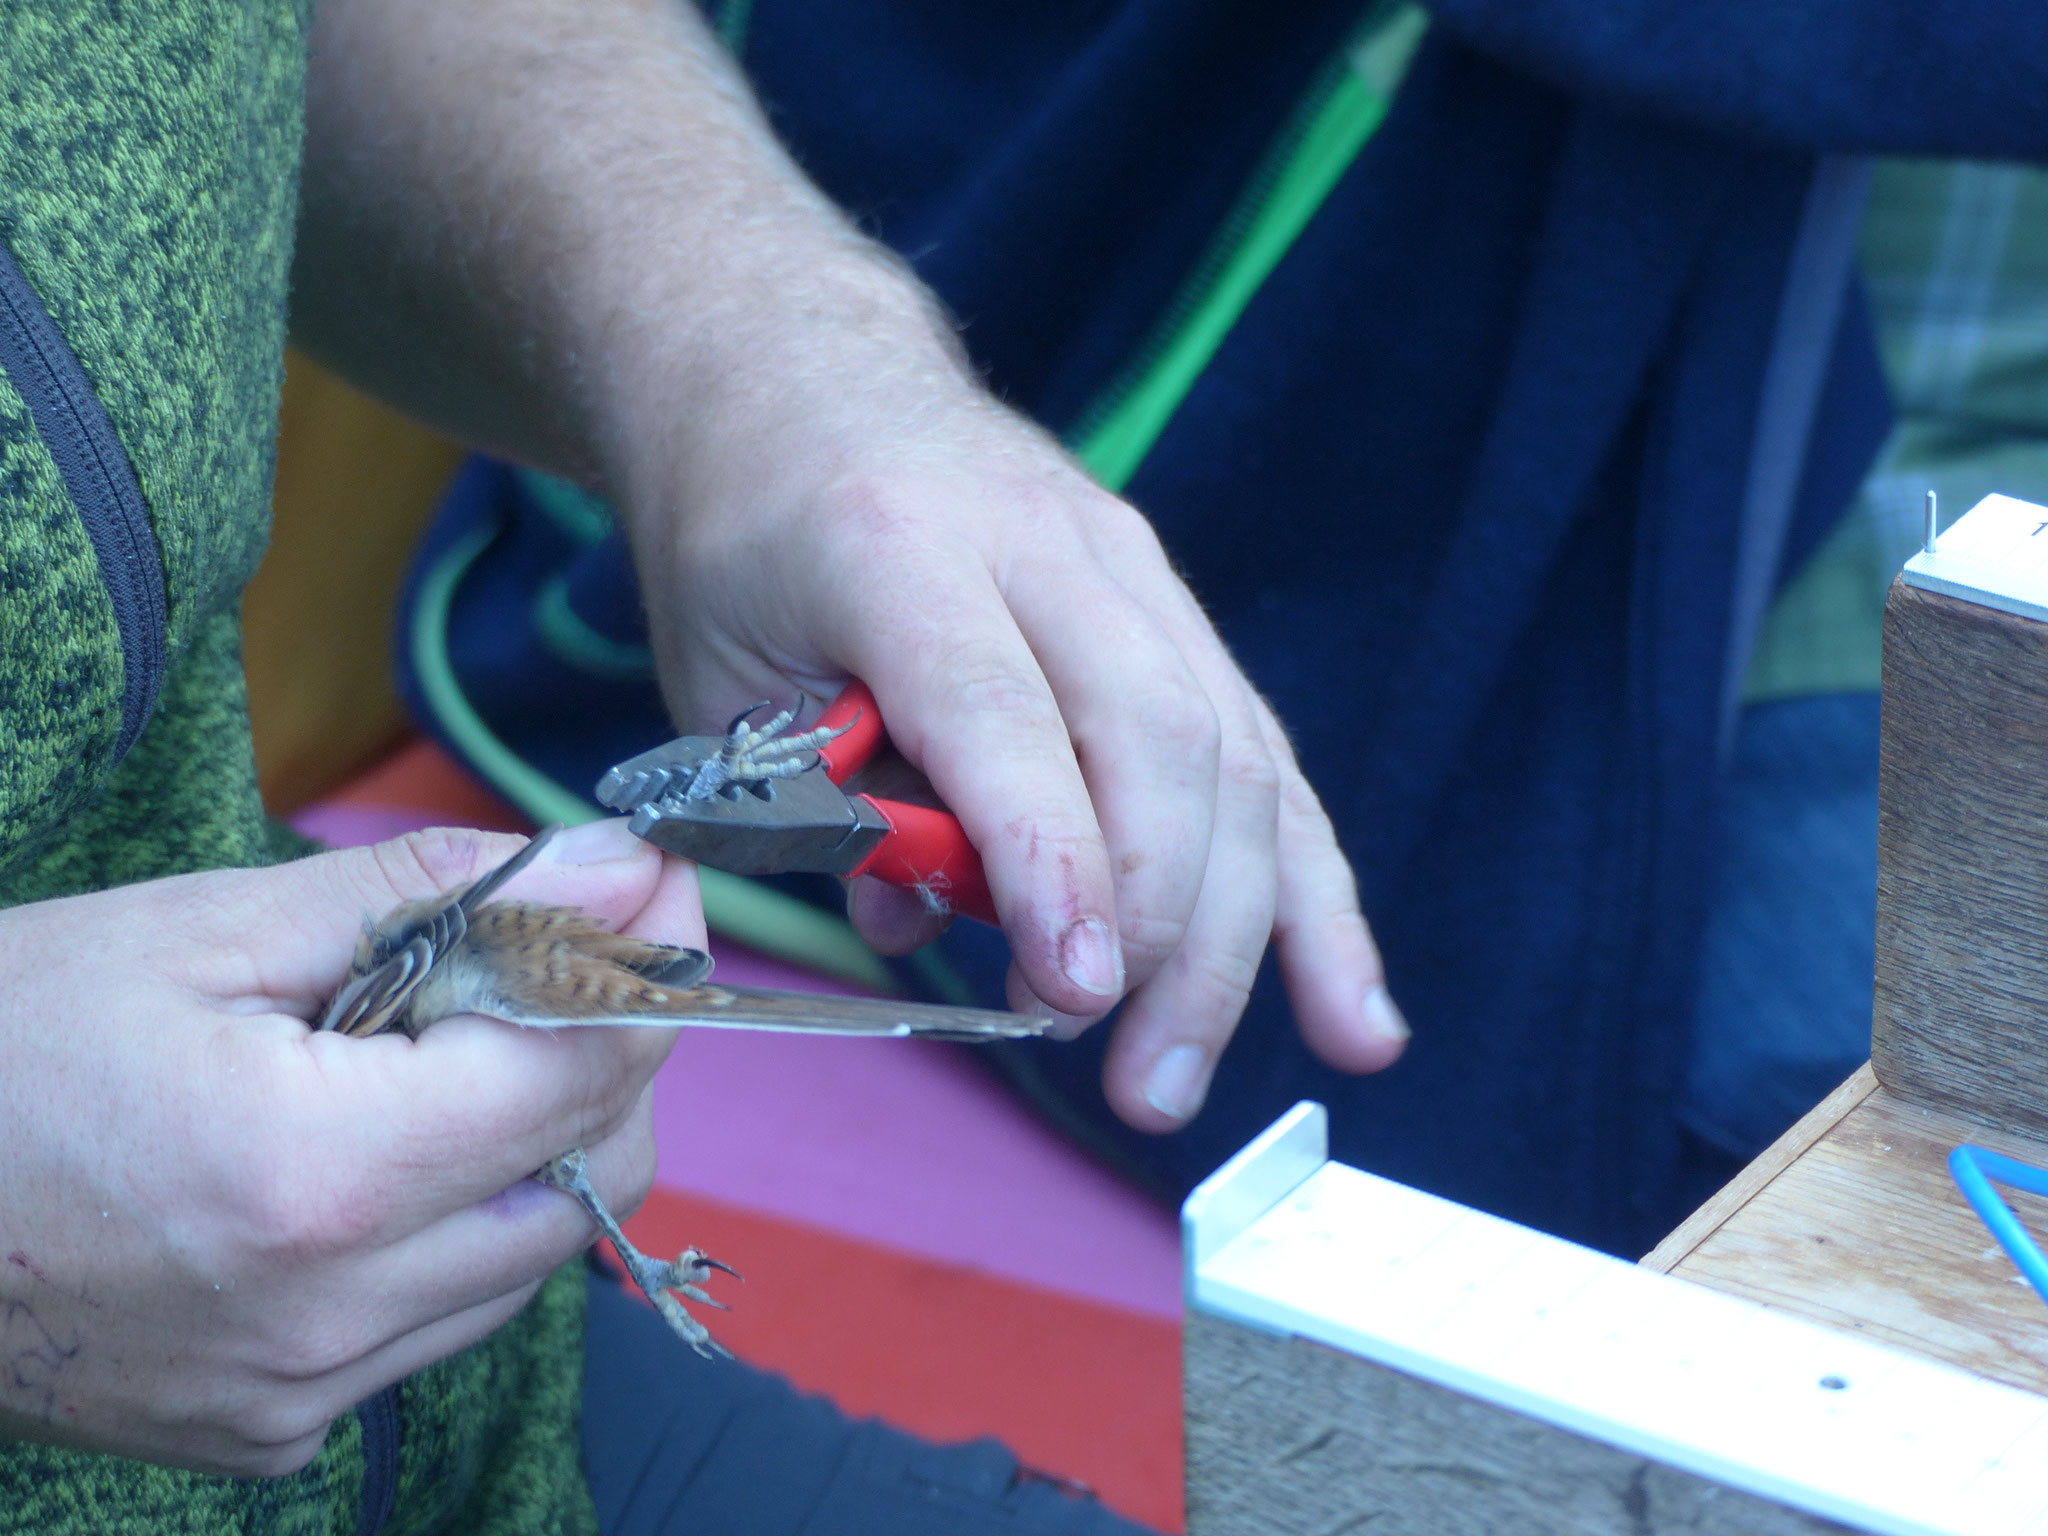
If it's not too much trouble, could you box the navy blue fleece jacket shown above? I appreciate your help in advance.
[404,0,2048,1255]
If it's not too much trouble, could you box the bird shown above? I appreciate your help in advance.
[316,822,1045,1356]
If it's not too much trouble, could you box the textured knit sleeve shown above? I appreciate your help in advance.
[0,0,309,891]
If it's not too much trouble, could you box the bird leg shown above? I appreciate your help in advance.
[675,698,856,803]
[535,1147,739,1359]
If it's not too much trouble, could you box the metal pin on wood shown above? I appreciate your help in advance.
[1925,488,1939,554]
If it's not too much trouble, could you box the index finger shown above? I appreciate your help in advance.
[267,834,704,1228]
[827,555,1126,1019]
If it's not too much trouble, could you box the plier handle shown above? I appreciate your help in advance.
[595,682,996,926]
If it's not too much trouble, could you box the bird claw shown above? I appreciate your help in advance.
[535,1149,737,1358]
[674,697,855,804]
[651,1288,733,1360]
[613,1239,736,1358]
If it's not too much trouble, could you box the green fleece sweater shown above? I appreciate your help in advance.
[0,5,596,1531]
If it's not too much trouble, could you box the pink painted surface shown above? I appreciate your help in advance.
[295,798,1182,1320]
[292,802,456,849]
[655,944,1181,1319]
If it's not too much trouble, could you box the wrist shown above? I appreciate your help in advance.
[591,234,973,526]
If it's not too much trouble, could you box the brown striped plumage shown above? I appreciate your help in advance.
[315,825,1044,1354]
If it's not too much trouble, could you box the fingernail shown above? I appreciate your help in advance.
[1060,918,1124,998]
[1143,1044,1212,1122]
[1025,1000,1099,1042]
[1362,985,1410,1046]
[542,818,648,865]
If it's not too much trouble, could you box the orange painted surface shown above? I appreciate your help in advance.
[247,351,464,812]
[321,737,530,831]
[616,1184,1185,1534]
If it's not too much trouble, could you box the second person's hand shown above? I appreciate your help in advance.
[0,820,695,1475]
[609,330,1410,1132]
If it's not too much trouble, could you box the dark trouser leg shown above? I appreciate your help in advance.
[581,1272,1163,1536]
[1682,693,1880,1161]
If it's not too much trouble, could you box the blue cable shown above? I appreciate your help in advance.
[1949,1145,2048,1307]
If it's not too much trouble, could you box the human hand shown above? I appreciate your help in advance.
[0,819,695,1475]
[607,318,1409,1134]
[286,0,1406,1131]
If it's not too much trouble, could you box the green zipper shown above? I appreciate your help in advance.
[1073,3,1426,491]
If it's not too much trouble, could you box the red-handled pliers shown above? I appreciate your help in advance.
[595,682,996,926]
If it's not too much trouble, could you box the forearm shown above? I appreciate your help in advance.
[290,0,965,497]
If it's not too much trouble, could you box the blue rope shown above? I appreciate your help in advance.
[1949,1144,2048,1307]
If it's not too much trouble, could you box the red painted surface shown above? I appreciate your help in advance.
[616,1185,1185,1535]
[313,735,529,830]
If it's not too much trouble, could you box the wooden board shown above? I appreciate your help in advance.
[1185,1110,2048,1536]
[1873,577,2048,1140]
[1645,1065,1880,1275]
[1655,1075,2048,1400]
[1186,1311,1854,1536]
[1182,505,2048,1534]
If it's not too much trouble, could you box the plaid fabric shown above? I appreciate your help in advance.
[1746,158,2048,701]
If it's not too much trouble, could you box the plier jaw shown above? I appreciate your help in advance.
[595,683,996,925]
[597,743,891,877]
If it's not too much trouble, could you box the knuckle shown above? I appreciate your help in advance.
[1180,944,1264,1016]
[250,1434,331,1479]
[1277,883,1372,949]
[1098,503,1169,562]
[235,1154,380,1268]
[928,645,1058,730]
[1277,758,1334,821]
[985,473,1073,541]
[1276,771,1353,864]
[586,1038,662,1127]
[1218,737,1282,810]
[220,1397,339,1470]
[1088,498,1187,580]
[1133,683,1221,770]
[265,1315,370,1384]
[816,474,937,556]
[993,809,1106,868]
[1119,911,1191,973]
[821,461,1079,548]
[366,826,522,901]
[522,1044,647,1160]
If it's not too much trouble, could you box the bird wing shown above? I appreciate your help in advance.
[481,978,1045,1041]
[565,925,714,988]
[322,826,551,1037]
[321,851,1042,1043]
[318,936,439,1037]
[456,823,561,913]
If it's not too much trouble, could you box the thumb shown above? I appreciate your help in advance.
[197,821,673,1010]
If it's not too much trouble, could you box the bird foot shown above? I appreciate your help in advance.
[681,698,855,802]
[535,1148,740,1359]
[626,1244,740,1359]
